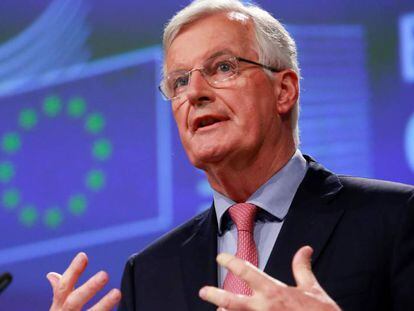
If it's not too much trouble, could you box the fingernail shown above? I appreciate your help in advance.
[199,287,207,298]
[74,253,82,263]
[46,273,52,282]
[46,272,59,281]
[74,252,88,266]
[216,253,232,265]
[46,272,60,287]
[110,288,121,299]
[97,271,107,283]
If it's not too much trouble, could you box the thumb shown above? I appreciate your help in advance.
[46,272,61,292]
[292,246,319,289]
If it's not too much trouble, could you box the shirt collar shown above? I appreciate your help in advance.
[213,149,308,234]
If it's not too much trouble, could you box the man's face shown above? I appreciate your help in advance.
[166,13,284,170]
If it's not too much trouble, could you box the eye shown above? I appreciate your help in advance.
[217,61,232,72]
[173,75,189,90]
[215,61,234,74]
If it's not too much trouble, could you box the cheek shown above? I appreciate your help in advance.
[227,80,273,123]
[173,107,189,134]
[232,73,274,104]
[235,75,249,88]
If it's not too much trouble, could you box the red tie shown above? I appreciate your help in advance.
[223,203,258,296]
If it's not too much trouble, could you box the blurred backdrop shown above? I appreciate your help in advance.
[0,0,413,309]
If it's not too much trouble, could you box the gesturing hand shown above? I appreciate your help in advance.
[47,252,121,311]
[199,246,340,311]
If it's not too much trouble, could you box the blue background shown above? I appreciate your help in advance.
[0,0,413,309]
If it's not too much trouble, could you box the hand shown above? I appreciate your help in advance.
[47,252,121,311]
[199,246,340,311]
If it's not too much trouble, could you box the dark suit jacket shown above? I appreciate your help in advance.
[119,157,414,310]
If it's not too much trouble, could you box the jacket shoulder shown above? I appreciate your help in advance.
[338,175,414,199]
[304,156,413,216]
[332,175,414,232]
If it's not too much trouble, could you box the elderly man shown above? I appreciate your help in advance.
[47,0,414,310]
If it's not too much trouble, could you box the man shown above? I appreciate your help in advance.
[47,0,414,310]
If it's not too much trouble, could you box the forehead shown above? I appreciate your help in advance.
[166,12,257,71]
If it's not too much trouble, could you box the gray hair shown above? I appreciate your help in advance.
[163,0,301,146]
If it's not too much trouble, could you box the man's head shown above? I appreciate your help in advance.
[162,0,300,173]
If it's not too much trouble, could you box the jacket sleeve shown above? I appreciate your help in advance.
[391,190,414,310]
[118,256,137,311]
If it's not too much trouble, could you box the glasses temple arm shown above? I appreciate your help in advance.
[236,57,279,72]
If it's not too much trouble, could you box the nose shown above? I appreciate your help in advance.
[185,70,214,106]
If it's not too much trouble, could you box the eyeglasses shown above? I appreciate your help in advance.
[158,53,279,101]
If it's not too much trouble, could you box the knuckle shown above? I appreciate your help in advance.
[262,283,279,298]
[62,298,78,311]
[57,281,68,293]
[220,294,232,309]
[85,272,108,293]
[235,262,249,278]
[86,279,101,292]
[56,282,70,299]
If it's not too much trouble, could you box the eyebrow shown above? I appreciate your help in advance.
[167,49,236,75]
[206,49,235,61]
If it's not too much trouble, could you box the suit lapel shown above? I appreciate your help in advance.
[264,158,344,285]
[180,207,218,311]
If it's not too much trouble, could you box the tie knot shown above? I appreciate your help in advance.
[228,203,258,232]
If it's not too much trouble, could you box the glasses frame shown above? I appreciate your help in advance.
[158,56,280,101]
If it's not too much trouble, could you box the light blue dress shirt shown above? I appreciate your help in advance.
[213,149,308,287]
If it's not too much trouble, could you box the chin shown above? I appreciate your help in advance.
[187,146,228,169]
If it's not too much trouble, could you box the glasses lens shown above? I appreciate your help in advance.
[162,54,239,100]
[204,55,238,85]
[163,71,189,99]
[158,85,170,101]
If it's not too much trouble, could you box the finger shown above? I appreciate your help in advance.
[55,252,88,301]
[199,286,252,310]
[292,246,319,289]
[217,253,287,293]
[87,288,122,311]
[64,271,109,310]
[46,272,62,293]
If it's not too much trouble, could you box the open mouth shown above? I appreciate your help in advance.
[193,116,226,131]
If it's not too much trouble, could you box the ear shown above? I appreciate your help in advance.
[273,69,299,115]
